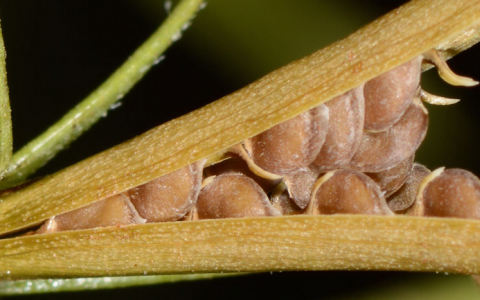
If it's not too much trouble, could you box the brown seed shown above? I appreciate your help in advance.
[127,161,204,222]
[204,153,280,193]
[230,143,282,181]
[196,174,280,219]
[388,163,431,213]
[311,85,365,171]
[366,154,414,198]
[37,193,145,233]
[244,104,329,175]
[271,183,304,215]
[349,97,428,172]
[283,168,320,209]
[421,168,480,219]
[363,56,421,131]
[306,169,393,215]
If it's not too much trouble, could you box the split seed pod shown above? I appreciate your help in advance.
[306,169,393,215]
[196,174,280,219]
[127,161,204,222]
[412,168,480,219]
[37,194,145,233]
[311,85,365,171]
[363,56,422,132]
[388,163,431,213]
[349,97,428,172]
[2,0,480,280]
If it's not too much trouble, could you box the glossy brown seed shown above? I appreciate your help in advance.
[367,154,414,198]
[388,163,430,213]
[307,169,393,215]
[271,183,304,215]
[196,174,280,219]
[421,168,480,219]
[349,97,428,172]
[311,85,365,171]
[244,104,329,175]
[283,168,320,209]
[363,56,421,131]
[37,194,145,233]
[127,161,204,223]
[204,153,280,193]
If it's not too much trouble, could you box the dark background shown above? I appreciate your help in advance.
[0,0,479,298]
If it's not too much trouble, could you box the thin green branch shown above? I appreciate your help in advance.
[0,0,205,190]
[0,274,237,295]
[0,20,12,175]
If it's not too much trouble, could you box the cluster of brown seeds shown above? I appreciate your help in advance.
[36,50,480,234]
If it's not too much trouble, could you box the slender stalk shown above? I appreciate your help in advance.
[0,0,205,190]
[0,273,236,295]
[0,20,12,175]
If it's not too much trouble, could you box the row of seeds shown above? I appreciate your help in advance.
[36,50,480,234]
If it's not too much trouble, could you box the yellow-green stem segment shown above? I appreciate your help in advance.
[0,273,237,295]
[0,20,12,176]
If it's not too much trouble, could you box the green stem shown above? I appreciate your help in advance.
[0,20,12,175]
[0,0,205,190]
[0,273,237,295]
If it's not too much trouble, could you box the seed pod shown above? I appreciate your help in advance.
[311,85,365,171]
[244,104,329,175]
[127,161,204,223]
[270,182,304,215]
[416,168,480,219]
[204,153,280,193]
[366,154,414,198]
[37,194,145,233]
[283,168,319,209]
[196,174,280,219]
[387,163,431,213]
[306,169,393,215]
[363,56,421,132]
[349,97,428,172]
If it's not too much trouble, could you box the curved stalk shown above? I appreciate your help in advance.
[0,0,205,190]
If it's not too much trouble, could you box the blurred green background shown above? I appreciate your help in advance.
[0,0,479,298]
